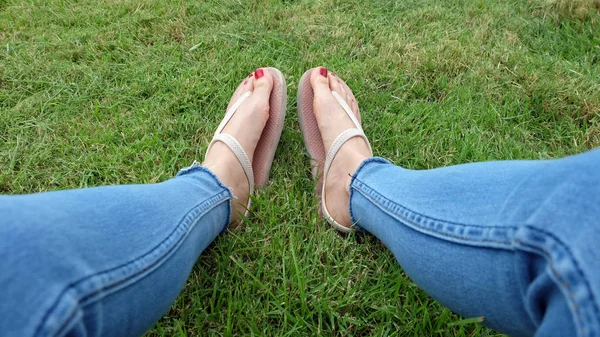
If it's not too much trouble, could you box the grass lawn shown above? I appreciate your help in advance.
[1,0,599,335]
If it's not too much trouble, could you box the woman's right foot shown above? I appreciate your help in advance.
[203,68,274,225]
[310,67,372,228]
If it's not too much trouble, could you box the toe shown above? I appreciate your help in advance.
[328,72,342,94]
[345,91,353,107]
[229,71,255,110]
[352,99,359,116]
[241,67,273,123]
[243,72,255,93]
[310,66,333,99]
[252,68,274,96]
[340,80,359,118]
[338,80,347,98]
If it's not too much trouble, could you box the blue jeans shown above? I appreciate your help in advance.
[1,150,599,337]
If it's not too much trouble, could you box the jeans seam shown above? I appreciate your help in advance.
[352,175,514,229]
[351,178,516,246]
[35,188,231,337]
[80,192,229,304]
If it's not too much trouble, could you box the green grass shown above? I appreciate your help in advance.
[1,0,599,335]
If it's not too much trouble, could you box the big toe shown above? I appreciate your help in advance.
[310,67,334,100]
[223,68,273,157]
[250,68,274,102]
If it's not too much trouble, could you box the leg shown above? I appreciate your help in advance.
[0,166,231,337]
[307,68,600,337]
[0,68,276,337]
[349,151,600,337]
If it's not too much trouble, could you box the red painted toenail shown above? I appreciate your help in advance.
[255,69,264,79]
[243,80,247,85]
[331,73,336,77]
[249,73,253,77]
[320,67,327,78]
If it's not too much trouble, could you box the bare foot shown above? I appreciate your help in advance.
[310,67,372,228]
[203,68,274,226]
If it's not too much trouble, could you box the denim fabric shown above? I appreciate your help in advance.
[349,150,600,337]
[0,165,231,337]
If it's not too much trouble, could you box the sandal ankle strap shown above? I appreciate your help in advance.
[206,133,255,197]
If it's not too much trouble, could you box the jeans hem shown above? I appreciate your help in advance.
[177,163,233,226]
[349,157,393,231]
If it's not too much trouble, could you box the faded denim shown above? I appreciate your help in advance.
[350,150,600,337]
[0,165,231,337]
[1,149,599,337]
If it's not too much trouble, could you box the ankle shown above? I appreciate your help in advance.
[204,159,249,224]
[331,151,368,180]
[204,156,249,200]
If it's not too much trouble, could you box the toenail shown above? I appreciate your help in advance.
[331,73,336,77]
[249,73,253,78]
[320,67,328,78]
[243,80,247,85]
[255,69,264,79]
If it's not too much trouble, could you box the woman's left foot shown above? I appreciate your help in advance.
[310,67,372,228]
